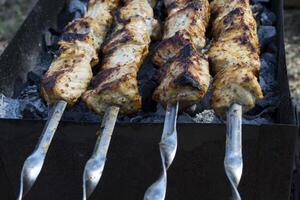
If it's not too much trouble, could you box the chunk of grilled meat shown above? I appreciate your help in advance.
[152,0,210,67]
[153,45,210,107]
[152,0,210,107]
[209,0,263,116]
[208,0,260,75]
[83,0,158,114]
[41,1,119,105]
[211,66,263,115]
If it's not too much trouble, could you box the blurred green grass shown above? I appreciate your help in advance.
[0,0,37,41]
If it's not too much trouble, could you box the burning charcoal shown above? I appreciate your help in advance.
[260,9,276,26]
[252,3,264,18]
[130,115,143,123]
[69,0,88,19]
[0,94,22,119]
[27,56,53,86]
[185,104,199,117]
[259,53,278,93]
[18,85,48,119]
[131,104,166,123]
[63,101,100,122]
[177,113,194,123]
[58,0,89,31]
[251,0,270,4]
[258,26,277,50]
[266,41,278,54]
[27,69,44,85]
[193,110,221,124]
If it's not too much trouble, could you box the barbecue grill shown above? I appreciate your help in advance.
[0,0,298,199]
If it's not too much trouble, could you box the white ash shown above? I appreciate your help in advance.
[193,110,221,124]
[18,85,48,119]
[0,94,21,119]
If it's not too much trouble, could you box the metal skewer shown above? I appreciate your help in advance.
[18,100,67,200]
[143,102,179,200]
[224,103,243,200]
[82,106,119,200]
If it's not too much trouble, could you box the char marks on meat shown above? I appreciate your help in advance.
[83,0,159,114]
[41,0,119,105]
[209,0,263,116]
[152,0,211,108]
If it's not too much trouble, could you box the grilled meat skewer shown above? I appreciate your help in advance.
[18,1,120,199]
[81,0,158,198]
[41,0,119,105]
[152,0,210,108]
[209,0,263,116]
[144,1,210,199]
[208,1,263,199]
[83,0,159,114]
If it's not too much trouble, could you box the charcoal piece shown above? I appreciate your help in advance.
[177,113,194,123]
[260,9,276,25]
[27,57,52,86]
[266,41,278,54]
[140,79,158,112]
[251,0,270,4]
[63,101,100,122]
[252,3,264,18]
[69,0,87,18]
[138,46,159,113]
[57,0,88,31]
[18,85,48,119]
[258,26,277,50]
[27,70,43,85]
[0,94,21,119]
[259,53,278,93]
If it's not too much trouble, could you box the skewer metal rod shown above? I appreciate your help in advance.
[18,100,67,200]
[225,103,243,200]
[82,106,119,200]
[143,102,179,200]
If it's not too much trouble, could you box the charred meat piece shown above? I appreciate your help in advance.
[208,0,260,75]
[41,1,119,105]
[211,66,263,115]
[152,0,209,67]
[153,45,210,107]
[209,0,263,116]
[152,0,210,107]
[83,0,158,114]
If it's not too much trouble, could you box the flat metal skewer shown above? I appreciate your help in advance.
[18,100,67,200]
[225,103,243,200]
[82,106,119,200]
[143,102,179,200]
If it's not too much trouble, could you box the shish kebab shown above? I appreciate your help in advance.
[82,0,159,198]
[144,0,210,199]
[18,1,119,199]
[209,0,263,199]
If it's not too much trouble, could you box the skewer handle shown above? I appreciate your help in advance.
[225,103,243,200]
[36,100,68,153]
[82,106,119,200]
[143,102,179,200]
[18,100,67,199]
